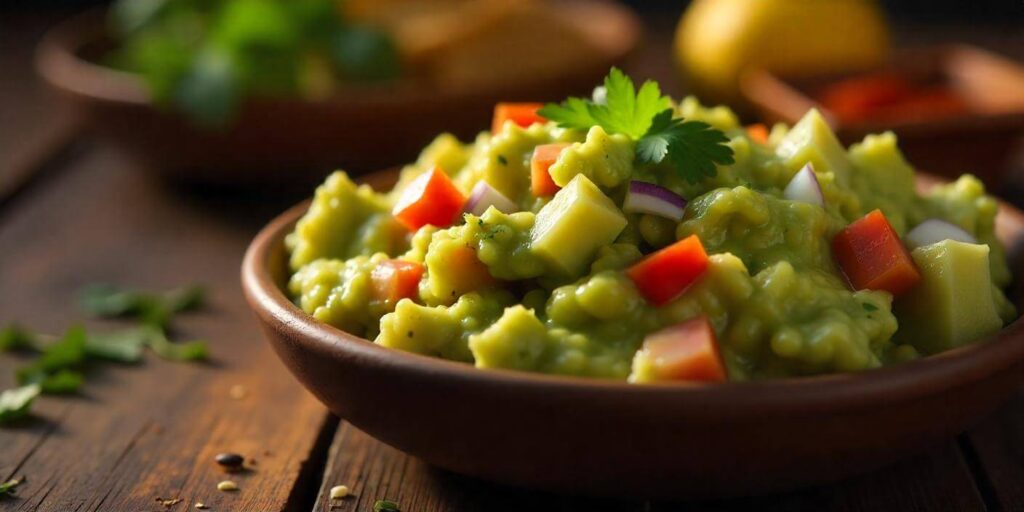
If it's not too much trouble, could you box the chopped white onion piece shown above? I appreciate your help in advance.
[905,219,977,249]
[623,181,687,221]
[465,181,519,216]
[784,163,824,207]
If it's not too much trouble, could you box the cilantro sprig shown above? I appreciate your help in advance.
[539,67,735,184]
[0,283,209,425]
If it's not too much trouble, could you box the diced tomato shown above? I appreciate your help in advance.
[371,259,425,303]
[392,167,466,231]
[745,123,769,144]
[492,102,545,134]
[832,209,921,296]
[626,235,709,306]
[530,143,569,197]
[641,316,727,382]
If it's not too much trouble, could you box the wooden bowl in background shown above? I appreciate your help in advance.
[241,168,1024,499]
[742,45,1024,189]
[35,2,640,187]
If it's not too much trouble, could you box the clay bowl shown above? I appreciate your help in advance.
[35,2,639,187]
[242,168,1024,499]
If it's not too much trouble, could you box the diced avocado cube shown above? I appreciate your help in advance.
[468,306,549,371]
[547,125,634,189]
[530,175,627,277]
[776,109,851,186]
[895,240,1004,354]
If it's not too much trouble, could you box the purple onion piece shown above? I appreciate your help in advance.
[465,181,519,216]
[905,219,977,249]
[623,181,687,221]
[783,163,824,207]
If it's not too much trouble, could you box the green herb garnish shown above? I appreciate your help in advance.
[0,385,41,425]
[862,303,879,312]
[539,67,734,184]
[373,499,400,512]
[108,0,401,126]
[0,325,39,352]
[0,283,210,425]
[80,283,205,328]
[0,476,24,497]
[16,327,88,391]
[636,110,734,184]
[496,155,508,166]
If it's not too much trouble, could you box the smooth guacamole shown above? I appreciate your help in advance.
[285,94,1015,382]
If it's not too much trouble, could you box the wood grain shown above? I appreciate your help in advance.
[313,423,986,512]
[0,145,327,511]
[963,390,1024,512]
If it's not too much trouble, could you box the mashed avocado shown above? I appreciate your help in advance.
[286,93,1015,382]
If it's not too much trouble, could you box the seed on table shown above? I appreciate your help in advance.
[195,503,209,510]
[329,485,350,500]
[215,452,245,470]
[228,384,248,400]
[217,480,239,492]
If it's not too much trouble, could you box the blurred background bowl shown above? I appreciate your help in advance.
[742,45,1024,188]
[35,1,640,188]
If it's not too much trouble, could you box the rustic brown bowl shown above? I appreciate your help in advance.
[741,44,1024,189]
[35,2,639,187]
[242,168,1024,499]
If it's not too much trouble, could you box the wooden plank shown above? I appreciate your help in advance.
[963,390,1024,511]
[0,145,331,511]
[314,423,986,512]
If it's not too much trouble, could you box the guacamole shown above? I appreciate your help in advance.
[285,80,1015,383]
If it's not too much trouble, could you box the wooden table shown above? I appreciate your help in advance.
[3,10,1024,512]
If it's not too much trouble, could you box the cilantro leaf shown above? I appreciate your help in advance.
[85,328,150,363]
[637,109,735,184]
[0,325,40,352]
[140,325,209,362]
[0,384,41,425]
[537,96,596,132]
[538,67,670,139]
[0,475,24,496]
[16,327,87,389]
[80,283,206,328]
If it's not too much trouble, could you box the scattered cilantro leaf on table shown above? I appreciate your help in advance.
[538,67,734,183]
[80,283,206,328]
[0,283,210,425]
[0,385,41,425]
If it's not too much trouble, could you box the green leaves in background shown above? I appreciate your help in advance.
[329,26,400,82]
[0,283,209,425]
[109,0,402,126]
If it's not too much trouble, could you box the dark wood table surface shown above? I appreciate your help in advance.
[3,9,1024,512]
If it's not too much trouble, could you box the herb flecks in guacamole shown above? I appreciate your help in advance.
[286,70,1015,383]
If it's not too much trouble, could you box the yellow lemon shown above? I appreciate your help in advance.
[675,0,890,106]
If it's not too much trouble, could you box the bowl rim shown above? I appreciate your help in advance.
[242,170,1024,415]
[35,1,641,109]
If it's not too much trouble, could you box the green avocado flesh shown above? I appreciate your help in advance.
[286,101,1015,382]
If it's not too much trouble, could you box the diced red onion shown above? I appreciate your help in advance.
[592,86,607,105]
[905,219,977,249]
[465,181,519,216]
[623,181,687,221]
[784,163,824,207]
